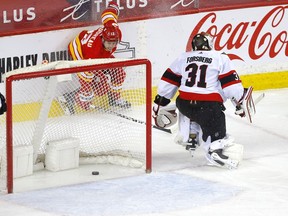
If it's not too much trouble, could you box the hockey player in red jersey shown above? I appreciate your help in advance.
[68,1,131,110]
[153,32,250,169]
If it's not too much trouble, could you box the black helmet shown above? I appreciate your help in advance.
[192,32,214,51]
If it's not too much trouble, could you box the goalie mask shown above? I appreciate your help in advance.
[192,32,214,51]
[154,108,177,128]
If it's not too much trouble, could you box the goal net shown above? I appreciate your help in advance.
[0,58,152,193]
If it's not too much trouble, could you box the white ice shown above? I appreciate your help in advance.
[0,88,287,216]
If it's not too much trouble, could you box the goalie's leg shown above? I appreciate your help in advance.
[205,136,243,169]
[198,107,243,169]
[174,113,200,157]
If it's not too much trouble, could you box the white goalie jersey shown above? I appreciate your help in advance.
[157,50,244,104]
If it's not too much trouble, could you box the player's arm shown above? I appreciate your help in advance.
[68,30,99,84]
[68,31,85,61]
[68,30,98,110]
[153,66,181,128]
[219,54,250,118]
[219,53,244,100]
[101,2,122,41]
[101,1,120,27]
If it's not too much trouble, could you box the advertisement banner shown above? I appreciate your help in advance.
[0,0,197,36]
[2,0,286,36]
[186,5,288,64]
[0,5,287,86]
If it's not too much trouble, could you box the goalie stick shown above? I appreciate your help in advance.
[243,91,265,123]
[55,89,173,133]
[90,104,172,133]
[254,92,265,105]
[232,87,265,123]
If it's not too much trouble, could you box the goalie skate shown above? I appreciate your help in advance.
[185,134,199,157]
[206,149,239,170]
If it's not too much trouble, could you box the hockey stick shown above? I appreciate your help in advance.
[254,92,265,105]
[232,88,265,123]
[90,104,172,133]
[232,92,265,107]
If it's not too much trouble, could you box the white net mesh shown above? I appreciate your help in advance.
[0,59,151,193]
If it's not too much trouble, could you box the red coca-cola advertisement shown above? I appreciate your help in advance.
[186,5,288,62]
[0,0,286,37]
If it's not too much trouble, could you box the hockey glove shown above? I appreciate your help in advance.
[102,1,120,28]
[0,93,7,115]
[152,94,169,118]
[153,103,177,128]
[153,94,172,127]
[108,1,120,16]
[235,105,245,117]
[233,88,248,118]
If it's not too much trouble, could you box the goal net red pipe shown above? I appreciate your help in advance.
[5,59,152,193]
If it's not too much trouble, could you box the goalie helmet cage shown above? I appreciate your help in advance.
[2,58,152,194]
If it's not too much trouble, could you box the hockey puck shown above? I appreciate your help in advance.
[92,171,99,175]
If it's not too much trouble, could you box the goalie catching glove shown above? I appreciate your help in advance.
[152,95,177,128]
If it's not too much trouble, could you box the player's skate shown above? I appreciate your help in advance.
[108,92,131,109]
[56,91,76,115]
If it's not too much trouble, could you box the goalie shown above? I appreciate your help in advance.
[65,1,131,112]
[153,32,254,169]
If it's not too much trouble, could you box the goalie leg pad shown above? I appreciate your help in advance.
[223,143,244,162]
[206,136,242,169]
[176,112,190,143]
[208,135,235,151]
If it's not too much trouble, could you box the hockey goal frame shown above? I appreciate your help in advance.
[5,58,152,194]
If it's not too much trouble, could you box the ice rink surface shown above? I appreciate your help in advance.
[0,88,287,216]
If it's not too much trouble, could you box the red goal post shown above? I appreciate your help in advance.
[1,58,152,194]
